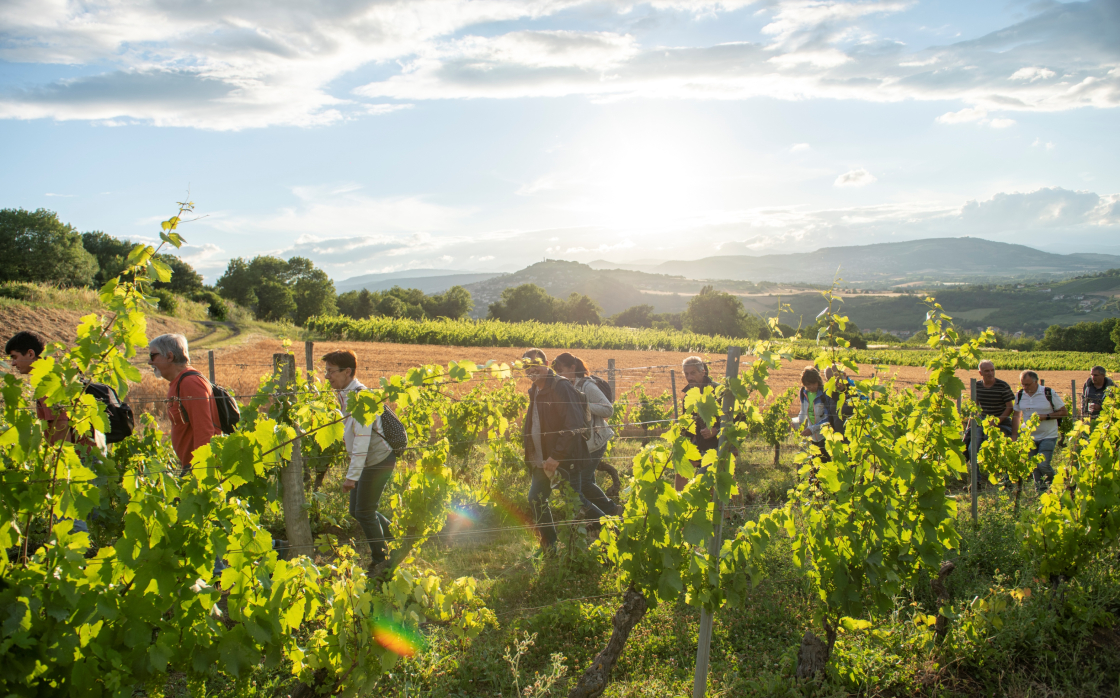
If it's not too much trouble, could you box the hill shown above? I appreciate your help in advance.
[336,269,501,295]
[650,237,1120,287]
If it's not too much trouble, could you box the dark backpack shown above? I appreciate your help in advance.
[588,374,613,403]
[83,382,134,444]
[375,405,409,457]
[176,370,241,435]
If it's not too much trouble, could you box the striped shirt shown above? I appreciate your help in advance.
[976,378,1015,423]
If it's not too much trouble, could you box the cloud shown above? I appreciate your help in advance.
[1,0,1116,128]
[700,187,1120,257]
[936,107,1015,128]
[834,168,876,187]
[937,107,987,124]
[790,142,812,153]
[357,0,1120,113]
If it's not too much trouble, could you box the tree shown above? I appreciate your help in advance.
[338,289,377,320]
[559,293,603,325]
[1039,318,1120,353]
[255,278,296,322]
[611,304,655,328]
[291,268,337,326]
[216,257,258,308]
[685,286,750,337]
[84,230,203,294]
[422,286,473,319]
[0,208,97,286]
[488,284,559,323]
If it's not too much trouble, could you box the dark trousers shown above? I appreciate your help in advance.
[528,466,558,548]
[349,456,395,564]
[569,446,617,519]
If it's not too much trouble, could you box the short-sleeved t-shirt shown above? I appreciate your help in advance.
[1015,387,1065,441]
[975,378,1015,423]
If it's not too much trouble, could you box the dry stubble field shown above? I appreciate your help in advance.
[130,338,1097,417]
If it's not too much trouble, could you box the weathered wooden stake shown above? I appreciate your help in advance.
[207,350,216,384]
[1072,379,1079,418]
[692,346,742,698]
[970,378,979,524]
[607,359,616,402]
[305,341,314,375]
[274,353,314,557]
[670,369,680,419]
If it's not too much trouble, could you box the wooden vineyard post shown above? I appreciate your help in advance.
[208,350,216,384]
[1072,379,1079,418]
[305,341,314,376]
[274,353,314,557]
[692,346,742,698]
[970,378,979,524]
[607,359,616,404]
[670,369,680,419]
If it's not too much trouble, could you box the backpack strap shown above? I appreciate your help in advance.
[1044,386,1055,411]
[174,370,217,430]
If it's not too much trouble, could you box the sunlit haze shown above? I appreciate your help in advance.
[1,0,1117,281]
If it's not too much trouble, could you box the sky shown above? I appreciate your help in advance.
[1,0,1118,282]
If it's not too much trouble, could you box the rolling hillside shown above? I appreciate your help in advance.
[650,237,1120,287]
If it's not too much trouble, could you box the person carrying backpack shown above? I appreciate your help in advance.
[148,333,222,475]
[551,352,621,531]
[521,348,591,555]
[794,366,838,463]
[323,349,400,573]
[1012,370,1067,492]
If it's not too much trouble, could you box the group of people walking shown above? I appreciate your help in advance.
[791,357,1114,492]
[8,324,1116,563]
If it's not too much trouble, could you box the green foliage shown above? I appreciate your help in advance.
[685,285,765,339]
[754,387,797,465]
[0,203,503,696]
[151,287,179,314]
[978,415,1042,512]
[611,304,655,328]
[1039,317,1120,353]
[0,208,98,287]
[216,255,336,325]
[337,285,473,322]
[192,290,228,320]
[488,283,560,323]
[83,230,204,295]
[255,278,297,322]
[1022,406,1120,581]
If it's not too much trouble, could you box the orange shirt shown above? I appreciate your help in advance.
[168,370,222,471]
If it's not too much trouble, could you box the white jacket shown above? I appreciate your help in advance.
[576,377,615,452]
[337,378,393,481]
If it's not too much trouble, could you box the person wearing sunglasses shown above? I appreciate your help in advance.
[148,333,221,475]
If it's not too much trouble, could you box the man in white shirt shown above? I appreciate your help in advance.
[1012,370,1068,492]
[323,350,395,569]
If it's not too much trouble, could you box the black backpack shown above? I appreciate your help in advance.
[588,374,614,403]
[176,370,241,435]
[373,405,409,457]
[83,382,134,444]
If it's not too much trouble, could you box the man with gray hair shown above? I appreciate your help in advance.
[1012,369,1067,491]
[677,355,718,490]
[966,359,1015,471]
[148,333,221,473]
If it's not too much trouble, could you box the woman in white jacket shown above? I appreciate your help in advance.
[323,350,395,569]
[552,352,621,524]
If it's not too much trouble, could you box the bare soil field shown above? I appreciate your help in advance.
[196,338,1096,408]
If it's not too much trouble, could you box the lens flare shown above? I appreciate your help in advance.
[373,617,423,657]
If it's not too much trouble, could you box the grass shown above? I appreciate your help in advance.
[216,433,1120,698]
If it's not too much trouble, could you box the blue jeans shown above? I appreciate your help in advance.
[568,447,617,520]
[349,455,396,564]
[1030,438,1058,492]
[528,466,558,548]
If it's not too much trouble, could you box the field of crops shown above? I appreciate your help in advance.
[307,315,1119,372]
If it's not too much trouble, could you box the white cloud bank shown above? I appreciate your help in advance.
[0,0,1116,129]
[834,168,876,187]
